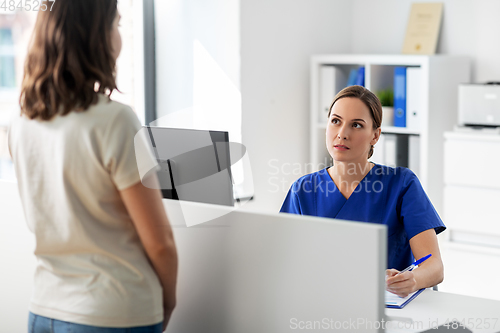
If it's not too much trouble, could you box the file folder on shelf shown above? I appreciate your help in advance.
[408,135,420,178]
[355,66,365,87]
[347,69,357,86]
[394,67,407,127]
[319,66,345,123]
[406,67,422,131]
[383,134,409,168]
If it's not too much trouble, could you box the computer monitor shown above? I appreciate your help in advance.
[144,126,234,206]
[164,202,387,333]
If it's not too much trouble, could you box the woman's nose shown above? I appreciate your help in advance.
[337,125,348,140]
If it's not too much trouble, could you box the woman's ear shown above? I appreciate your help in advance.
[370,127,382,146]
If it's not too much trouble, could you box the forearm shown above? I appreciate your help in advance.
[408,229,445,291]
[119,181,179,311]
[412,258,444,291]
[147,238,178,310]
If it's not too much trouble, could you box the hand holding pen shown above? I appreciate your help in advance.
[386,254,432,298]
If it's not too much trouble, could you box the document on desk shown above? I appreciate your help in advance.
[385,288,425,309]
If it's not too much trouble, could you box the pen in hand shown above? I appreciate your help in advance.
[396,254,432,276]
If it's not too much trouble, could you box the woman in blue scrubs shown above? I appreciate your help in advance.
[280,85,445,298]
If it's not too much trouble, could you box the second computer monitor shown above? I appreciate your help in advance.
[145,126,234,206]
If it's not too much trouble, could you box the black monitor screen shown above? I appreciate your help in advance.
[145,126,234,207]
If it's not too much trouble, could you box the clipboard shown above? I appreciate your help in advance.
[385,288,425,309]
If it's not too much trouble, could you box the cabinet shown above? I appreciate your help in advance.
[310,55,471,214]
[443,130,500,247]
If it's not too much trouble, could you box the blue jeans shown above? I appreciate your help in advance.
[28,312,163,333]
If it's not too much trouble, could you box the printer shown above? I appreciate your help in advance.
[459,83,500,127]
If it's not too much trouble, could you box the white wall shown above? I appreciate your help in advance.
[351,0,500,83]
[240,0,352,212]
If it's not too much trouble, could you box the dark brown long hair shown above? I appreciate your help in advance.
[19,0,118,121]
[328,85,382,159]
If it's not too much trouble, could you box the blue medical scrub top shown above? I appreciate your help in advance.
[279,164,446,271]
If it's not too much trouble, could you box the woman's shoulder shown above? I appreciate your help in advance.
[370,164,422,193]
[85,95,141,132]
[91,95,137,118]
[371,163,416,180]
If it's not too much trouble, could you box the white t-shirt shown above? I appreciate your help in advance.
[8,95,163,327]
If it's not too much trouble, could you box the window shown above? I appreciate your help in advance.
[114,0,146,124]
[0,29,15,88]
[0,11,36,181]
[0,28,16,180]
